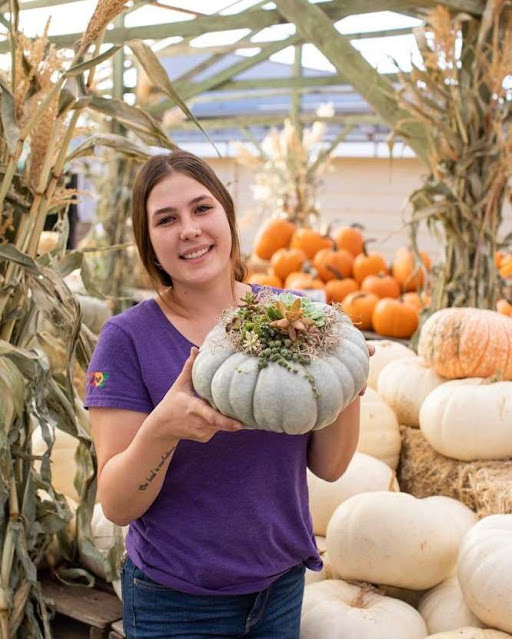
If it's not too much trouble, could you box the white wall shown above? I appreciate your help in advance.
[207,156,512,263]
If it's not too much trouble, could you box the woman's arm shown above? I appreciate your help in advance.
[307,397,360,482]
[91,349,242,526]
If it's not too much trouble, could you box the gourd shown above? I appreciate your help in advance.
[307,452,399,536]
[253,218,295,260]
[32,426,79,501]
[366,339,416,390]
[425,630,512,638]
[361,273,401,299]
[290,228,332,259]
[418,308,512,380]
[358,387,401,468]
[419,379,512,461]
[324,278,359,304]
[192,292,369,434]
[341,291,378,331]
[313,247,354,282]
[246,272,282,288]
[301,579,428,639]
[269,248,306,282]
[372,298,419,339]
[457,515,512,633]
[353,251,388,284]
[326,492,475,590]
[77,294,112,335]
[418,576,483,633]
[377,357,445,427]
[392,247,431,291]
[79,502,128,581]
[333,225,364,257]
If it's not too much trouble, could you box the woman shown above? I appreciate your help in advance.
[85,151,367,638]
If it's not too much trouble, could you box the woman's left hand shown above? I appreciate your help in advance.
[359,342,375,396]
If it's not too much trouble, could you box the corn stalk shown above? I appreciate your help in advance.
[233,103,351,228]
[395,1,512,313]
[0,1,199,635]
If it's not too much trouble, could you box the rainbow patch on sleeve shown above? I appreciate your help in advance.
[86,371,109,389]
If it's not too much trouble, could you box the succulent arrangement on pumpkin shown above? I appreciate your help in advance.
[192,291,369,435]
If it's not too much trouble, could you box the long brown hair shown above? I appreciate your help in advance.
[132,151,247,290]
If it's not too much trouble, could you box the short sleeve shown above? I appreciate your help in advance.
[84,320,153,413]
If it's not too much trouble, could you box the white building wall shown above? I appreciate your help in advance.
[207,156,512,263]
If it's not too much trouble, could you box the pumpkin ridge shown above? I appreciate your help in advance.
[465,313,490,377]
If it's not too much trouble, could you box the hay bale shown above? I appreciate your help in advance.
[397,426,512,518]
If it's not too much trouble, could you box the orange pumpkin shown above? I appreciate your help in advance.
[495,251,504,268]
[246,272,282,288]
[253,218,295,260]
[313,248,354,282]
[418,307,512,379]
[333,225,364,258]
[325,278,359,304]
[372,298,419,339]
[353,251,388,285]
[284,272,324,291]
[401,291,431,310]
[341,292,379,331]
[290,228,332,260]
[500,255,512,278]
[392,248,431,292]
[270,248,307,282]
[496,299,512,317]
[361,273,400,299]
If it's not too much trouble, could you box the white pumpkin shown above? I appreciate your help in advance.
[32,426,79,501]
[193,297,369,434]
[420,379,512,461]
[358,388,402,468]
[425,630,512,639]
[301,579,428,639]
[377,356,445,427]
[79,503,128,581]
[308,452,399,536]
[326,492,473,590]
[458,515,512,633]
[367,339,416,390]
[77,294,112,335]
[418,576,484,633]
[423,496,477,539]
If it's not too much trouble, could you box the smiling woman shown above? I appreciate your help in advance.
[83,150,368,639]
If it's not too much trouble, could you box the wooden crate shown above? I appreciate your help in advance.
[42,575,123,639]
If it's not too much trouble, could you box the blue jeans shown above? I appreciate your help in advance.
[121,555,305,638]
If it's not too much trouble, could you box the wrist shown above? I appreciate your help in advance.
[142,409,180,448]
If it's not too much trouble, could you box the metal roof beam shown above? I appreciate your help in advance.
[167,113,382,131]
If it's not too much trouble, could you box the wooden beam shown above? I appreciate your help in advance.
[150,26,415,59]
[19,0,81,8]
[290,44,302,134]
[168,113,382,131]
[1,0,483,54]
[274,0,429,163]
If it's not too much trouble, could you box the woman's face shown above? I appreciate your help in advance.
[146,171,233,288]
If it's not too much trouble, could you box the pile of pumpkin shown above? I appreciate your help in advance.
[303,305,512,638]
[246,218,432,339]
[32,303,511,637]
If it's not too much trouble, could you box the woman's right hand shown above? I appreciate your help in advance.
[151,347,243,443]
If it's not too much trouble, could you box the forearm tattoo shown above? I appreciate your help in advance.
[137,447,176,491]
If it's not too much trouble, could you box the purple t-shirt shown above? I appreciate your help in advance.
[84,285,322,595]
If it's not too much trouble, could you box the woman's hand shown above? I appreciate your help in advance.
[152,348,243,443]
[358,342,375,397]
